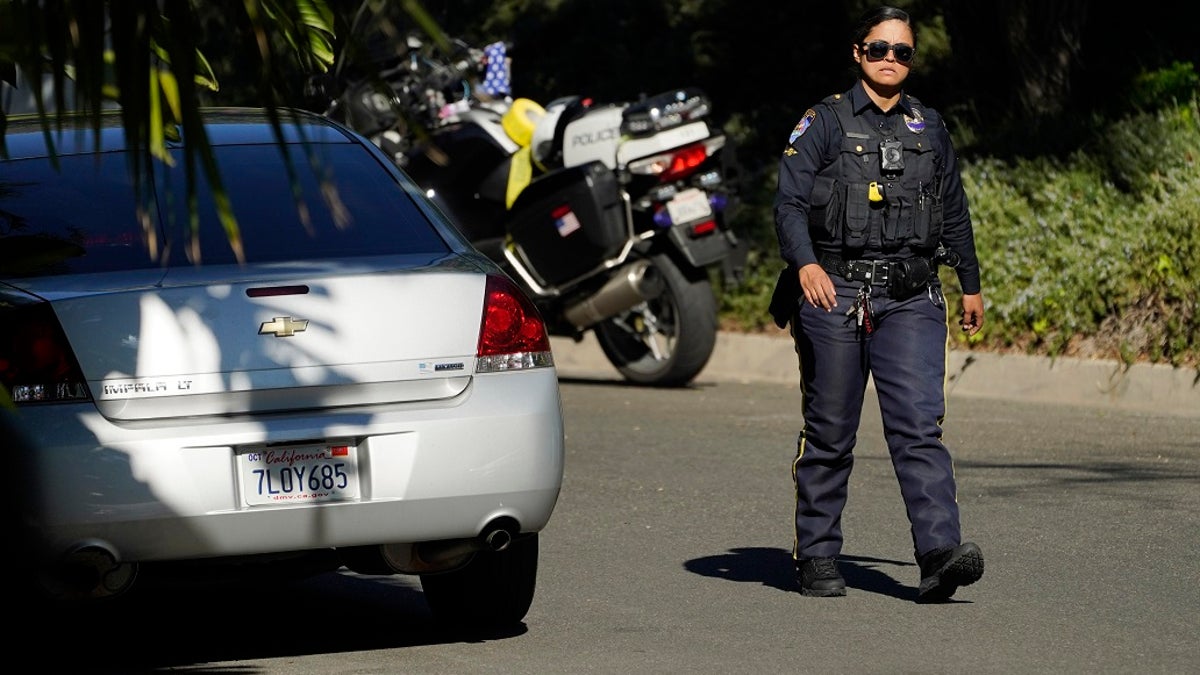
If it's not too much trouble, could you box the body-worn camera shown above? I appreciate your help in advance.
[880,138,904,172]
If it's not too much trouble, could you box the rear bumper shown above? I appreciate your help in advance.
[12,369,565,564]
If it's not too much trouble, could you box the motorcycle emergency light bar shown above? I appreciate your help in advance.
[621,88,712,136]
[628,137,726,183]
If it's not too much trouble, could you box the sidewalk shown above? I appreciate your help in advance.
[550,331,1200,418]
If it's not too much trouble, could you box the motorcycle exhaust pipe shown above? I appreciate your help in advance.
[563,259,665,330]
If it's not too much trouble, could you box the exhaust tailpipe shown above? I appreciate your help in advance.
[563,259,665,330]
[482,526,513,552]
[41,542,138,601]
[417,521,515,566]
[340,519,519,574]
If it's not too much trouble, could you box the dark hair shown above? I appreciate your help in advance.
[853,6,915,47]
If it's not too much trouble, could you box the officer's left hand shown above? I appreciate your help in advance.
[960,293,984,335]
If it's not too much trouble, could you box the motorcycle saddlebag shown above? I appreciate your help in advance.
[507,160,626,287]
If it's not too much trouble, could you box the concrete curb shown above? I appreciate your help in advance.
[550,331,1200,418]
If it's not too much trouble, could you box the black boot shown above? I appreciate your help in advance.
[917,542,984,603]
[797,557,846,597]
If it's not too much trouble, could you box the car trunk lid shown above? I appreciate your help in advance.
[37,261,485,420]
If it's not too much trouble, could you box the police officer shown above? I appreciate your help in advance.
[772,6,985,602]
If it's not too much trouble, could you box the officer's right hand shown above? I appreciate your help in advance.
[798,263,837,311]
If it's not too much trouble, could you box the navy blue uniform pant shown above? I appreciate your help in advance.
[790,278,961,561]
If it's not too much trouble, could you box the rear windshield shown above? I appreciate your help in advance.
[0,142,451,277]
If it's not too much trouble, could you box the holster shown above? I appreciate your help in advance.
[886,257,934,300]
[768,266,800,328]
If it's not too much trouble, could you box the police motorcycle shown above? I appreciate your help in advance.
[311,33,740,387]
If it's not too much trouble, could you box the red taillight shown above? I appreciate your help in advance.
[1,303,91,404]
[476,274,553,373]
[659,143,710,182]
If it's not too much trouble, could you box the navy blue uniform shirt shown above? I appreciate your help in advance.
[774,82,981,295]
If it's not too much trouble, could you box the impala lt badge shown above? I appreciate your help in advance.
[259,316,309,337]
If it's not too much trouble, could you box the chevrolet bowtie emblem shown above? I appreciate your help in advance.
[259,316,309,337]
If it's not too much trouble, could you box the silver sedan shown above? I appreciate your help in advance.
[1,108,565,629]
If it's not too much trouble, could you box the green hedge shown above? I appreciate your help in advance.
[717,97,1200,370]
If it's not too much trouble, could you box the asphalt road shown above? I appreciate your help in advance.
[25,377,1200,674]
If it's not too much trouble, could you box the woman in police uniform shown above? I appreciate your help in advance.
[772,5,985,602]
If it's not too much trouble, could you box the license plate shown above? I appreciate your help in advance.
[238,442,361,506]
[666,188,713,224]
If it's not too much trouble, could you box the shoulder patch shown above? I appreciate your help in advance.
[904,108,926,133]
[789,109,817,145]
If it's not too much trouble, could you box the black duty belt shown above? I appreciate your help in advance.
[819,253,898,286]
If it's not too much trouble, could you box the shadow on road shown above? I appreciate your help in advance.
[684,546,975,603]
[20,563,527,673]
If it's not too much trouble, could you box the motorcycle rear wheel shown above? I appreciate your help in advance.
[594,253,718,387]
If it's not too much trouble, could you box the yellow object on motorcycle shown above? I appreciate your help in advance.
[503,99,545,206]
[506,145,533,208]
[502,98,545,147]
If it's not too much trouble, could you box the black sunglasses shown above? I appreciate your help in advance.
[860,40,915,64]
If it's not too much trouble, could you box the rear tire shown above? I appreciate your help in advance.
[594,253,717,387]
[419,533,538,630]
